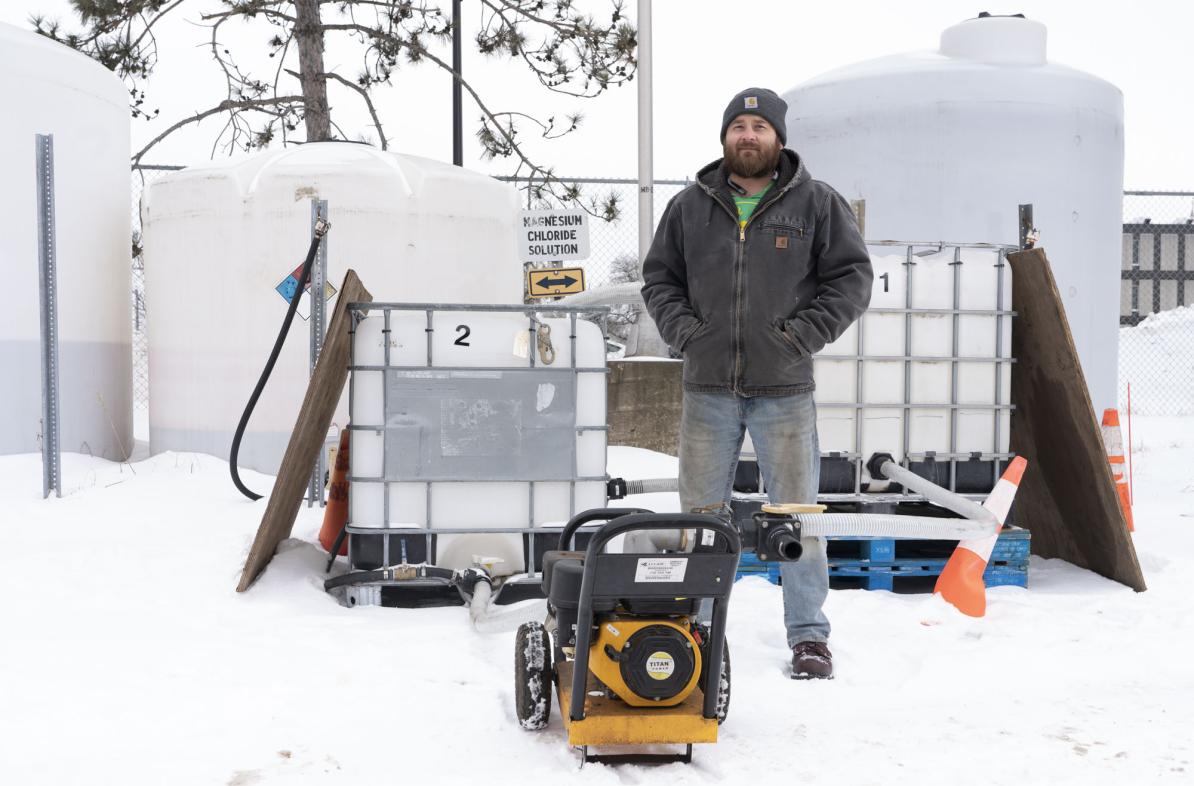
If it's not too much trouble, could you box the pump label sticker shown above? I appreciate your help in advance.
[634,558,688,583]
[646,652,675,681]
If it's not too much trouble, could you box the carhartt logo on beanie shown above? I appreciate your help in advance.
[721,87,787,144]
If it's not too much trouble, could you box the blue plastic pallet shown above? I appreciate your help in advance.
[737,558,1028,591]
[735,528,1030,592]
[736,552,784,584]
[828,564,1028,592]
[826,528,1030,564]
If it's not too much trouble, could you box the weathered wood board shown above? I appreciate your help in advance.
[1007,248,1145,591]
[237,270,372,592]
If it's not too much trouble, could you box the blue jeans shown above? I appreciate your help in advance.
[680,390,829,647]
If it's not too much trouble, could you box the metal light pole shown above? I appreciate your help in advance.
[637,0,653,262]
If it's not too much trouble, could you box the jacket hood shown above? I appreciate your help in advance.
[696,148,810,194]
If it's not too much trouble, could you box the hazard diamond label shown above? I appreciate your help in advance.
[275,262,337,320]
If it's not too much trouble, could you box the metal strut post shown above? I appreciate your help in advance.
[1018,203,1036,250]
[35,134,62,499]
[308,199,330,507]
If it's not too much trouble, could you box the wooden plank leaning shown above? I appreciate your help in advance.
[237,270,372,592]
[1007,248,1146,591]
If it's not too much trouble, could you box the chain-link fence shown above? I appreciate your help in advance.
[130,165,183,423]
[1119,191,1194,415]
[500,176,689,344]
[500,176,691,287]
[127,172,1194,419]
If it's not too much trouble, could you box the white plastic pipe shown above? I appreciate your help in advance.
[875,459,1000,534]
[623,513,988,550]
[468,579,492,626]
[554,281,644,306]
[797,514,989,540]
[468,580,547,631]
[622,478,682,495]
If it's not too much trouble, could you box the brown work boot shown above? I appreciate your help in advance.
[791,641,834,680]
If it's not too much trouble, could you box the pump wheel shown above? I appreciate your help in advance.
[515,621,553,730]
[698,629,732,724]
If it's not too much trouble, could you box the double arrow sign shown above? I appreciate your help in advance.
[527,267,586,298]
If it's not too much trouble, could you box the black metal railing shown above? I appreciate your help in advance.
[1121,220,1194,326]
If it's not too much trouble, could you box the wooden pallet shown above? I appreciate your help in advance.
[1007,248,1144,591]
[237,270,372,592]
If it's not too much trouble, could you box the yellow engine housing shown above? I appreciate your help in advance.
[589,617,702,708]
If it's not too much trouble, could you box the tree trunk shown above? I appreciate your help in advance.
[294,0,331,142]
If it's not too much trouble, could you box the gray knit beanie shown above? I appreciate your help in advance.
[720,87,788,145]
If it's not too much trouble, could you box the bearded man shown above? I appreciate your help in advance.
[641,87,873,679]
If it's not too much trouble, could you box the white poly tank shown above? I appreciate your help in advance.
[141,144,524,473]
[783,13,1123,415]
[350,309,608,577]
[0,23,132,459]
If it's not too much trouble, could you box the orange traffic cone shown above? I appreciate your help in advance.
[934,456,1028,617]
[318,430,350,556]
[1101,408,1135,533]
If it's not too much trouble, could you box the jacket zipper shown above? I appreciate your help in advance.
[707,181,799,394]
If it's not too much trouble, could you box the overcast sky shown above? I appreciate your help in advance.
[4,1,1192,189]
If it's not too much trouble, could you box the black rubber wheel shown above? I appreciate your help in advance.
[515,621,553,730]
[698,629,732,724]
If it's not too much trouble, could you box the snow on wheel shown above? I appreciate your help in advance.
[515,621,553,730]
[713,640,731,724]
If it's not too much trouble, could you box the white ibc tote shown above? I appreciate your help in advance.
[816,243,1012,491]
[741,242,1013,495]
[0,23,132,459]
[141,144,524,473]
[349,308,608,576]
[783,13,1123,415]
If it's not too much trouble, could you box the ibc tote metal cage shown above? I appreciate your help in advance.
[340,302,611,605]
[738,240,1019,507]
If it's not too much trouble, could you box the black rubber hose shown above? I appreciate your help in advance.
[323,564,459,592]
[229,222,329,501]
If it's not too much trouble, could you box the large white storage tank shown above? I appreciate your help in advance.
[0,23,132,459]
[141,144,524,473]
[783,13,1123,414]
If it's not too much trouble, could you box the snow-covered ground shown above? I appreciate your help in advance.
[2,417,1192,785]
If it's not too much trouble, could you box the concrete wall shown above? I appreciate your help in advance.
[607,359,683,455]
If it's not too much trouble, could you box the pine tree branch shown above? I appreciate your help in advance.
[319,71,389,149]
[133,95,305,164]
[126,0,189,54]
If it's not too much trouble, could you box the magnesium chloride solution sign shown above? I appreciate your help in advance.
[518,209,590,263]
